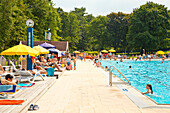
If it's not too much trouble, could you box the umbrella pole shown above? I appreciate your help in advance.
[21,55,22,69]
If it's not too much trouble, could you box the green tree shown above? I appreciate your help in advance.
[0,0,14,51]
[24,0,62,41]
[88,16,109,50]
[45,4,62,41]
[60,12,80,50]
[165,10,170,48]
[126,2,169,52]
[107,12,129,50]
[71,7,91,51]
[10,0,27,45]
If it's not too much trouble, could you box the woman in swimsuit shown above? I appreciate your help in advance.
[142,84,153,95]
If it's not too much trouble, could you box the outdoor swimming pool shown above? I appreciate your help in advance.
[100,60,170,104]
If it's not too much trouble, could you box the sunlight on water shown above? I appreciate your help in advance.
[100,60,170,104]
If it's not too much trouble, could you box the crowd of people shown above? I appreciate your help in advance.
[0,53,78,88]
[33,54,77,72]
[0,51,163,96]
[99,52,169,61]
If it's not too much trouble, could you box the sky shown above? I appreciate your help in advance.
[52,0,170,16]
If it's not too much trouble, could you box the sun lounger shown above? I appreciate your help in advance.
[17,71,35,83]
[10,60,45,82]
[0,85,16,98]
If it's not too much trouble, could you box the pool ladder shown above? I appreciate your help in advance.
[109,66,131,86]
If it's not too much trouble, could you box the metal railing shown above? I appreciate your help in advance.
[109,66,131,86]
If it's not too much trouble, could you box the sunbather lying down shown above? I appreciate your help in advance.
[0,74,19,87]
[35,59,62,72]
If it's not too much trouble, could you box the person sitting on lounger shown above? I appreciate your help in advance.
[0,74,19,87]
[0,64,5,74]
[34,63,47,74]
[47,59,63,72]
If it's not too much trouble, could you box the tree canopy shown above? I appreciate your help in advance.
[126,2,169,52]
[0,1,169,53]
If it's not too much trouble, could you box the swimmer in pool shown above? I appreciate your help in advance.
[129,66,132,69]
[142,84,153,95]
[105,66,109,71]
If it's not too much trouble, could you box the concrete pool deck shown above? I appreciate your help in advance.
[27,60,170,113]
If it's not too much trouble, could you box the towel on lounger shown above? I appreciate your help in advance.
[0,85,16,92]
[18,83,35,87]
[0,100,24,105]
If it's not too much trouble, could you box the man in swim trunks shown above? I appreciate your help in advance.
[0,74,19,87]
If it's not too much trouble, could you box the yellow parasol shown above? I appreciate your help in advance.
[73,51,80,53]
[157,50,165,55]
[1,44,39,56]
[33,45,49,54]
[108,49,116,52]
[101,50,108,53]
[165,51,170,54]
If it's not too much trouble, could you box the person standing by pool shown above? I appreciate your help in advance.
[66,56,71,66]
[162,58,164,63]
[99,52,102,59]
[142,84,153,95]
[109,52,112,60]
[73,57,76,70]
[80,54,83,61]
[71,55,76,70]
[66,56,72,70]
[120,58,123,62]
[83,52,86,62]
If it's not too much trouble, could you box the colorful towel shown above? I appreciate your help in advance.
[18,83,35,88]
[0,100,24,105]
[0,85,16,92]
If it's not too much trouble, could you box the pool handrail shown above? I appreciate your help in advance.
[109,66,131,85]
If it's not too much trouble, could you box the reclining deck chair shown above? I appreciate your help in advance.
[10,60,45,82]
[0,85,16,98]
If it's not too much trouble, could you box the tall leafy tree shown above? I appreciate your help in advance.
[45,3,62,41]
[166,10,170,48]
[0,0,14,50]
[10,0,27,44]
[126,2,169,52]
[60,12,80,50]
[88,16,109,50]
[23,0,62,41]
[107,12,129,50]
[71,7,90,51]
[0,1,169,52]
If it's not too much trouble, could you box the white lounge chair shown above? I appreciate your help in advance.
[10,60,45,82]
[17,71,35,83]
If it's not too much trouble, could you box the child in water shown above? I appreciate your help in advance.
[142,84,153,95]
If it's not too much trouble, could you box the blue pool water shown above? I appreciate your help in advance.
[100,60,170,104]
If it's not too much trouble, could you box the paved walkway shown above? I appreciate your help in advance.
[27,60,170,113]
